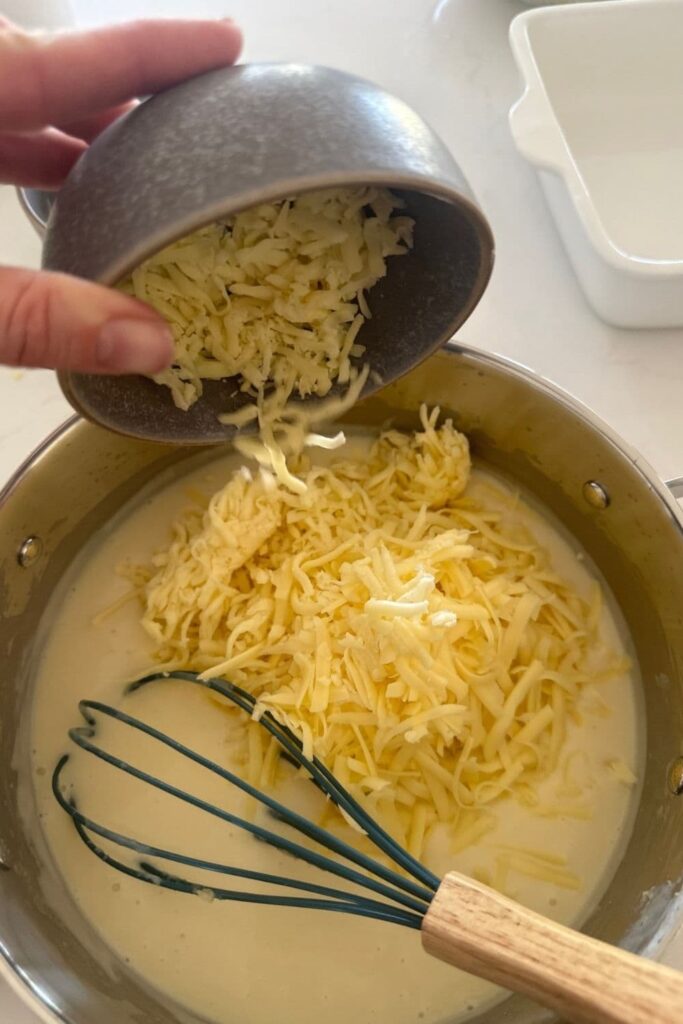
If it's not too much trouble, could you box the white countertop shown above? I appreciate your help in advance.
[2,1,682,1020]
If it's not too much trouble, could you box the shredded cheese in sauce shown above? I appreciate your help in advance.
[133,408,624,859]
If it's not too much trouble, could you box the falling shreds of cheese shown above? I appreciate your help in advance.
[119,187,413,491]
[133,407,625,860]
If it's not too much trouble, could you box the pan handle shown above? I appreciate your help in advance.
[15,187,50,240]
[667,479,683,500]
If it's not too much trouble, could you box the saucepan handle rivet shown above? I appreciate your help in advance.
[582,481,611,510]
[668,757,683,796]
[17,535,43,568]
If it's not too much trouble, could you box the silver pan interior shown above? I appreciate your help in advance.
[1,344,683,1024]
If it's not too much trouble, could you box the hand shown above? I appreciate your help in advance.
[0,17,242,374]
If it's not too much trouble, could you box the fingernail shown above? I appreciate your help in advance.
[96,319,173,374]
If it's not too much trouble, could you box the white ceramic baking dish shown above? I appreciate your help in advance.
[509,0,683,329]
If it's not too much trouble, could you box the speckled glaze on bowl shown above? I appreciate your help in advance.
[41,63,494,444]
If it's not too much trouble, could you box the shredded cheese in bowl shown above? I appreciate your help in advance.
[119,187,413,488]
[130,407,624,861]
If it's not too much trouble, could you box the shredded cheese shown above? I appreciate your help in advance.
[119,187,413,490]
[493,848,581,893]
[133,407,623,858]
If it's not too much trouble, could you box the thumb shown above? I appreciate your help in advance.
[0,266,174,373]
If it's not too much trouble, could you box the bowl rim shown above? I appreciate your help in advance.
[51,172,494,291]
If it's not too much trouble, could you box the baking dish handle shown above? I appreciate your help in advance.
[509,13,568,176]
[509,85,566,175]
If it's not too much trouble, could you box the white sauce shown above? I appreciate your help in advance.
[30,444,644,1024]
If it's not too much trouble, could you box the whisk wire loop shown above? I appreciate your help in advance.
[51,778,423,928]
[53,671,441,927]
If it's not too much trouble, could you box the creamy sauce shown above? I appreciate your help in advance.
[31,444,644,1024]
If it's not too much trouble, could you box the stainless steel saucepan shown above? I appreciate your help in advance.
[1,344,682,1024]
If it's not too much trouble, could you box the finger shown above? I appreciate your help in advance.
[57,100,136,143]
[0,267,174,374]
[0,104,140,189]
[0,128,85,187]
[0,19,242,131]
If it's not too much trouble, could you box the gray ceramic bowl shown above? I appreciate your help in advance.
[41,63,494,444]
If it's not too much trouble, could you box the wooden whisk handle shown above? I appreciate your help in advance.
[422,871,683,1024]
